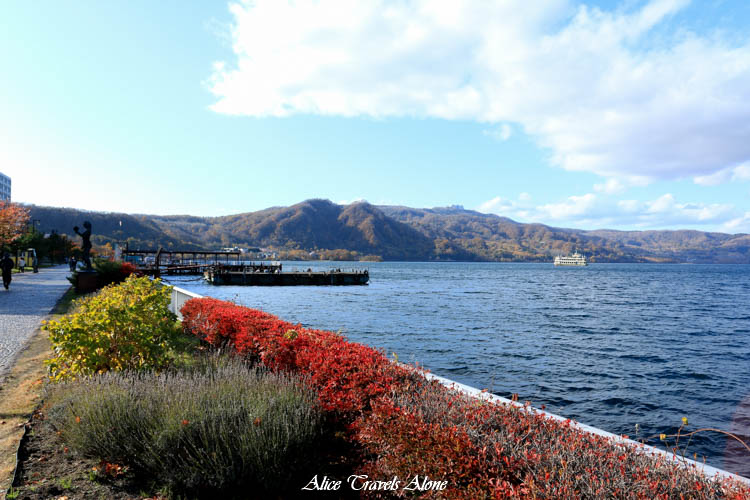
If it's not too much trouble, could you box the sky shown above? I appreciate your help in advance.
[2,0,750,233]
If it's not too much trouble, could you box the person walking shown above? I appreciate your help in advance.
[18,256,25,272]
[69,256,77,272]
[1,253,14,290]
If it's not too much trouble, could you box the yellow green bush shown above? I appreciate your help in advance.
[44,275,179,381]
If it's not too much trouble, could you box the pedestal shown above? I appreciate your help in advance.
[75,271,99,294]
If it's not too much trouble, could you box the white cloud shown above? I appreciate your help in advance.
[693,162,750,186]
[479,192,606,225]
[209,0,750,183]
[483,123,512,141]
[536,193,598,219]
[479,193,533,215]
[645,193,675,213]
[477,191,741,231]
[478,196,518,214]
[594,178,626,194]
[641,194,734,223]
[693,169,732,186]
[723,212,750,233]
[639,195,735,224]
[731,163,750,182]
[617,199,640,213]
[337,197,367,205]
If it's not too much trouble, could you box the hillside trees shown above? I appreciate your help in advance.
[21,200,750,263]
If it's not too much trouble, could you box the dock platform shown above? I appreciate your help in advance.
[204,265,369,286]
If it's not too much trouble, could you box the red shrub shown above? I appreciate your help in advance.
[291,331,407,414]
[179,297,750,498]
[180,298,405,417]
[119,261,138,278]
[357,398,520,499]
[181,298,294,352]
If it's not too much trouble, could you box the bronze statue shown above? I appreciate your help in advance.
[73,221,93,271]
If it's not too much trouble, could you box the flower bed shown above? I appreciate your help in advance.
[181,297,750,498]
[45,357,325,497]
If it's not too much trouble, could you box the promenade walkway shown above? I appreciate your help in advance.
[0,266,70,383]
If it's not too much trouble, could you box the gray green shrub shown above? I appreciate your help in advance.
[46,356,324,496]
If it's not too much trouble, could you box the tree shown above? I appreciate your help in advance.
[0,201,30,249]
[12,230,76,264]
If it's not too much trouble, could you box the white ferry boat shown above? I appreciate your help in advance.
[553,251,588,266]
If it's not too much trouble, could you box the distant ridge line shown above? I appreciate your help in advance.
[22,200,750,264]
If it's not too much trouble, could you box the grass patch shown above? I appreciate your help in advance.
[50,287,77,315]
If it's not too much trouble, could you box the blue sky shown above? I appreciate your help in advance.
[2,0,750,233]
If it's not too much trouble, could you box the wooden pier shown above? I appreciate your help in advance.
[122,248,241,277]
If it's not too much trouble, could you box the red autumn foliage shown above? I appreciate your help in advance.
[180,298,408,416]
[357,398,521,499]
[0,201,30,247]
[120,261,138,278]
[180,297,750,498]
[370,378,750,498]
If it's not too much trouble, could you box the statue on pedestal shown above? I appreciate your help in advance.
[73,221,93,271]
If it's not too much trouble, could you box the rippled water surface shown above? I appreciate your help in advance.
[165,262,750,476]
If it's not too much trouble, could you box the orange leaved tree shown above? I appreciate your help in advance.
[0,201,30,249]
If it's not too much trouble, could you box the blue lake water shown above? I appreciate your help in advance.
[163,262,750,476]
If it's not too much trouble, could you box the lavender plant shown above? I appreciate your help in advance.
[46,356,324,496]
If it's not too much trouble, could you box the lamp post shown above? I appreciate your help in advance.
[31,220,40,272]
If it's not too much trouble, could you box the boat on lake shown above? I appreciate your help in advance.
[554,251,588,266]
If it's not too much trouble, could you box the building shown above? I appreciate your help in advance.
[0,172,10,201]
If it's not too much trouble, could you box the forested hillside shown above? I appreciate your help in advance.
[26,200,750,263]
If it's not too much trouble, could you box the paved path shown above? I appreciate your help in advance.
[0,266,71,383]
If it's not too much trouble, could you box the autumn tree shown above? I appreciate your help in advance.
[0,201,30,249]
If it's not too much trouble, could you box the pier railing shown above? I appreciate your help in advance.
[165,287,749,485]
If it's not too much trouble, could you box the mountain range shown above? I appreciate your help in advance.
[25,199,750,263]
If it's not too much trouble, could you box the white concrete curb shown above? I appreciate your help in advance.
[423,371,750,486]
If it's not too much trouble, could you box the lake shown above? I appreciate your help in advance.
[163,261,750,477]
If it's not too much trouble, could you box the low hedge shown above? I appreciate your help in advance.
[181,297,750,499]
[92,258,139,287]
[67,258,139,291]
[181,297,411,419]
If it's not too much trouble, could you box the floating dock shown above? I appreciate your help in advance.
[204,265,369,286]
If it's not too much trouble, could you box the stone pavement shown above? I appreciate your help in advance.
[0,266,71,383]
